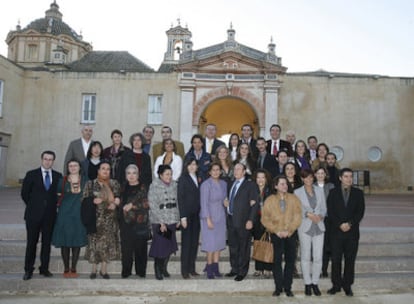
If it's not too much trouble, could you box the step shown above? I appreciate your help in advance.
[1,255,413,275]
[1,240,413,258]
[2,225,414,243]
[0,273,413,295]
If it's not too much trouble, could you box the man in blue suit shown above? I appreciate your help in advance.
[21,150,62,280]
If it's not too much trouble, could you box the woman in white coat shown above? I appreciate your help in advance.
[294,168,326,296]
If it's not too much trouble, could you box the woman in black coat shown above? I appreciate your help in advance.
[119,164,151,278]
[177,157,201,279]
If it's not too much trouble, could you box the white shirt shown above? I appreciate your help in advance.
[206,138,214,154]
[81,137,91,157]
[153,152,183,181]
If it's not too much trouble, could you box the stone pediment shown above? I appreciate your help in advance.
[176,51,287,74]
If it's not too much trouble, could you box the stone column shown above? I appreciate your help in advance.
[264,88,279,139]
[179,88,195,152]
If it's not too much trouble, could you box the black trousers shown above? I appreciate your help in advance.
[330,236,359,289]
[271,233,296,292]
[120,233,148,277]
[322,217,332,273]
[24,218,54,273]
[180,213,200,275]
[227,216,252,276]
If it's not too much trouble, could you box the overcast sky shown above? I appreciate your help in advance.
[1,0,413,76]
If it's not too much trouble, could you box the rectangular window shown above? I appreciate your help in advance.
[27,44,38,60]
[148,95,163,124]
[81,94,96,123]
[0,80,3,117]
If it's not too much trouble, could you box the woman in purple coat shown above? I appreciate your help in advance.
[200,163,227,279]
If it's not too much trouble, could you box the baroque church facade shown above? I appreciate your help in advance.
[0,2,412,192]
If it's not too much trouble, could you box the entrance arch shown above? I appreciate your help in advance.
[198,97,259,142]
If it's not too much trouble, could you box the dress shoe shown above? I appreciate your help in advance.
[327,286,341,295]
[225,271,237,277]
[234,275,245,281]
[121,273,131,278]
[182,273,190,279]
[39,269,53,277]
[344,287,353,297]
[285,290,294,297]
[99,271,110,279]
[312,284,322,296]
[305,284,312,296]
[89,272,97,279]
[190,271,200,276]
[22,272,32,281]
[272,290,282,297]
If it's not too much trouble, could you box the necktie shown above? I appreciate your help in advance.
[229,180,240,215]
[273,141,278,156]
[344,188,350,206]
[44,171,51,191]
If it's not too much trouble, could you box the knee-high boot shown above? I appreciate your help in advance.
[154,258,164,280]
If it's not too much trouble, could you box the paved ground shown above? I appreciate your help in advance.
[0,293,414,304]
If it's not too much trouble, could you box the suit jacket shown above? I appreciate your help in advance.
[64,138,87,170]
[294,185,326,234]
[203,138,225,155]
[177,173,200,219]
[327,186,365,239]
[257,152,278,178]
[266,139,293,157]
[228,179,259,229]
[21,168,62,222]
[152,140,185,162]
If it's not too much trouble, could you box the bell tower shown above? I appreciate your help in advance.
[163,19,192,63]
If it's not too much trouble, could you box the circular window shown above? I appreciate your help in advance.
[330,146,344,161]
[368,146,382,162]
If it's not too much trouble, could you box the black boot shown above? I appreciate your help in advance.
[163,256,170,278]
[154,258,163,280]
[305,284,312,296]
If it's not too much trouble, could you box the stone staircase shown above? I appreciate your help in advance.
[1,223,413,295]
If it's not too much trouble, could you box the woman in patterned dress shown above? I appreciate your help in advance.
[81,161,121,279]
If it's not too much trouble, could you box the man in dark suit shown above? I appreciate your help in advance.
[240,123,259,158]
[203,123,225,156]
[327,168,365,296]
[266,124,293,157]
[256,137,278,178]
[225,163,259,281]
[63,125,93,170]
[21,150,62,280]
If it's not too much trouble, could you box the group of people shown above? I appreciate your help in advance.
[20,122,365,298]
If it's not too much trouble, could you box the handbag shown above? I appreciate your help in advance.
[252,231,274,263]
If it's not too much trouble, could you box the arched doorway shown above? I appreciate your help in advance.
[198,97,259,144]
